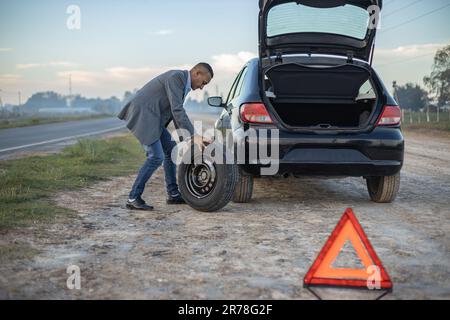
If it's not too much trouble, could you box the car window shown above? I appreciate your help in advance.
[267,3,370,40]
[234,67,248,99]
[357,80,376,100]
[225,69,244,105]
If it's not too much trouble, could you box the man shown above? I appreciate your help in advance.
[118,63,213,211]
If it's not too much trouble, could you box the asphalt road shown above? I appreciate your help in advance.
[0,117,127,160]
[0,112,220,161]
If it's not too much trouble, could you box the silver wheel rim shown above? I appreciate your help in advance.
[185,159,217,199]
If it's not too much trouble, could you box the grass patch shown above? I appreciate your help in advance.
[0,135,145,230]
[402,112,450,132]
[403,121,450,132]
[0,114,110,130]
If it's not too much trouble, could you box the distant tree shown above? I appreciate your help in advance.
[123,91,133,102]
[122,89,138,104]
[20,91,123,115]
[424,44,450,107]
[24,91,67,112]
[93,96,121,115]
[395,83,428,111]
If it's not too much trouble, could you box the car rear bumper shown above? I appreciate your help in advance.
[236,126,404,177]
[241,162,402,177]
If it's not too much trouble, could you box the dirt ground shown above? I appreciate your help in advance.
[1,129,449,300]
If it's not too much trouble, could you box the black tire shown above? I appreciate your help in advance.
[366,173,401,203]
[232,169,254,203]
[178,145,238,212]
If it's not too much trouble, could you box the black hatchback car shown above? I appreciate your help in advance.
[179,0,404,212]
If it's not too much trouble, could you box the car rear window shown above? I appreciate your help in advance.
[267,2,370,40]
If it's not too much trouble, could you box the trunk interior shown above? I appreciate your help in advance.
[272,100,374,128]
[265,63,377,129]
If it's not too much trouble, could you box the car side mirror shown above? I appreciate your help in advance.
[208,96,225,108]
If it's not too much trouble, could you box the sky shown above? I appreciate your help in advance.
[0,0,450,105]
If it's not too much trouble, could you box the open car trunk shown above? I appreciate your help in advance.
[264,63,377,130]
[259,0,382,62]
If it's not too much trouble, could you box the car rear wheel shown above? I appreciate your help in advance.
[366,173,400,203]
[232,168,254,203]
[178,146,238,212]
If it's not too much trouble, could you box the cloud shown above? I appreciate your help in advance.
[212,51,257,73]
[48,61,80,68]
[56,70,101,84]
[149,29,174,36]
[52,64,192,101]
[0,48,13,52]
[0,74,23,90]
[0,74,22,81]
[57,64,191,85]
[375,43,446,59]
[16,61,80,70]
[104,66,163,80]
[16,63,41,69]
[372,43,447,89]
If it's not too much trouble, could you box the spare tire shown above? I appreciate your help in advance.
[178,144,238,212]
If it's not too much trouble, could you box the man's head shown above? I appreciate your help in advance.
[190,63,214,90]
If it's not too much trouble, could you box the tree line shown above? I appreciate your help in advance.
[394,45,450,112]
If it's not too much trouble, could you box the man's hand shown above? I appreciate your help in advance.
[192,135,211,149]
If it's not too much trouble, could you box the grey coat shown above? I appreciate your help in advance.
[117,70,195,146]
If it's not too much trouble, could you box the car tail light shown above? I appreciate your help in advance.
[377,105,402,126]
[240,103,273,124]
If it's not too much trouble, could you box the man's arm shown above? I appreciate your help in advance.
[164,71,195,136]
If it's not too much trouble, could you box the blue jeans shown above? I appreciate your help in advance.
[129,128,179,200]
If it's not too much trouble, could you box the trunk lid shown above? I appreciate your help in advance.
[259,0,382,62]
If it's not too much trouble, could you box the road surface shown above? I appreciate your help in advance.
[0,117,127,160]
[0,112,219,160]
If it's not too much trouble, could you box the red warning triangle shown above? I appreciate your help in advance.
[304,208,392,290]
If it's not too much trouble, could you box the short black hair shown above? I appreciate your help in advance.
[195,62,214,78]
